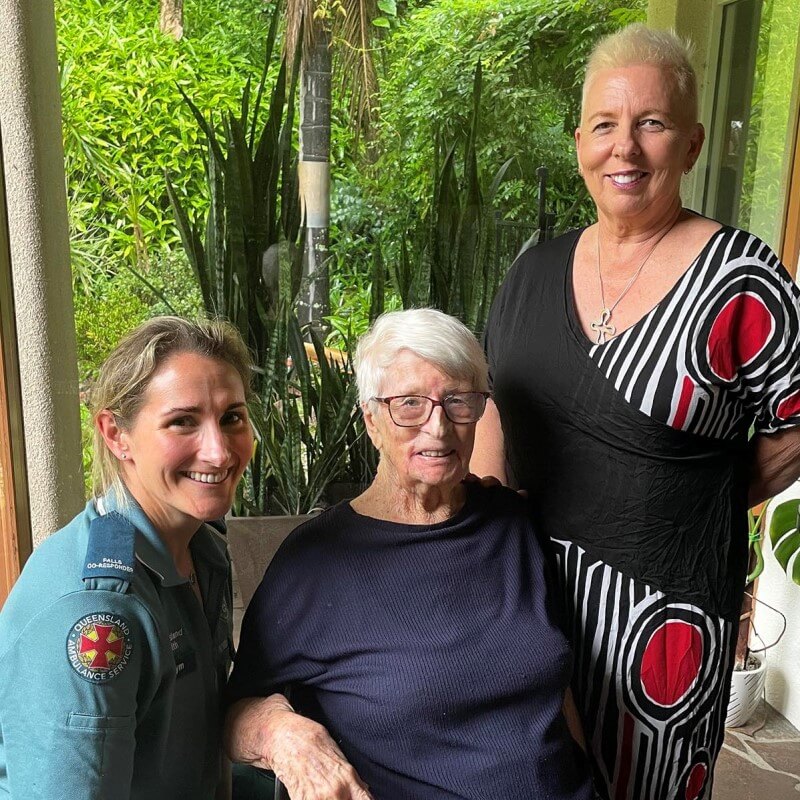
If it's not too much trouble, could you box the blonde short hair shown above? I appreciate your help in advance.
[582,23,698,123]
[90,316,253,502]
[354,308,489,406]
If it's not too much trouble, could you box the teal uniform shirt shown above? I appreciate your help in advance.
[0,493,234,800]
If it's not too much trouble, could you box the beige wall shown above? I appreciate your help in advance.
[0,0,83,545]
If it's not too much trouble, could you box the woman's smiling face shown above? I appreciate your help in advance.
[114,351,253,536]
[363,351,476,493]
[576,64,704,228]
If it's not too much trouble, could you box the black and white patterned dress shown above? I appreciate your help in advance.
[484,225,800,800]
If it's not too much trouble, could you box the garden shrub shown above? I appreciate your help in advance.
[57,0,275,280]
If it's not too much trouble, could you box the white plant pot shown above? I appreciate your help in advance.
[725,654,767,728]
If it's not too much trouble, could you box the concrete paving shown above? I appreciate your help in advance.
[715,704,800,799]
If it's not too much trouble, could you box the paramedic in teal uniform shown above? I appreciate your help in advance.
[0,316,254,799]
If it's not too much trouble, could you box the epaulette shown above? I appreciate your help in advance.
[82,512,137,593]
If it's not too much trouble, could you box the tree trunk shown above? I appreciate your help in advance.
[159,0,184,40]
[297,22,331,329]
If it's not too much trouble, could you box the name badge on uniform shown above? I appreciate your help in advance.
[83,513,136,582]
[174,649,197,678]
[170,626,197,678]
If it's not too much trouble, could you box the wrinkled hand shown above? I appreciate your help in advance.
[463,472,501,488]
[225,696,373,800]
[268,710,373,800]
[463,472,527,498]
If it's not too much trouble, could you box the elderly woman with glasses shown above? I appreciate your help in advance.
[224,309,595,800]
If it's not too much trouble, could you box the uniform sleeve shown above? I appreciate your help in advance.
[226,536,326,706]
[0,590,164,800]
[719,245,800,434]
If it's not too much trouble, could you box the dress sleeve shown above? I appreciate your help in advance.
[0,590,163,800]
[722,247,800,434]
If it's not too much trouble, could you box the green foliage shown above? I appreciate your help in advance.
[73,251,204,380]
[768,497,800,586]
[56,0,274,276]
[736,0,800,248]
[168,41,374,514]
[370,0,645,221]
[328,0,646,337]
[252,321,374,515]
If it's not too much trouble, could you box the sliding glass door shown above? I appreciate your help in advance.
[701,0,800,255]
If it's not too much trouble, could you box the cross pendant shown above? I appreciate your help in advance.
[590,308,615,344]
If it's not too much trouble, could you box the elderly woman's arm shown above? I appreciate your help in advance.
[749,427,800,506]
[225,694,374,800]
[471,399,508,484]
[563,688,587,750]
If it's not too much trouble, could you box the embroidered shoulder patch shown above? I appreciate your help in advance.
[66,613,133,683]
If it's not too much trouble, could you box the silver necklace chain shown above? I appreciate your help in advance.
[590,221,676,344]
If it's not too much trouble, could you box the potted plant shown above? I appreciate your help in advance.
[165,26,376,606]
[726,491,800,727]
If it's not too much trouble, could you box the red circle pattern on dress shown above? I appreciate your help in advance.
[707,293,774,381]
[685,762,708,800]
[640,621,703,707]
[777,390,800,421]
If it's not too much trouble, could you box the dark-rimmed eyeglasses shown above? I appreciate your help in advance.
[372,392,490,427]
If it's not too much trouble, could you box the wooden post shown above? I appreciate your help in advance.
[780,105,800,278]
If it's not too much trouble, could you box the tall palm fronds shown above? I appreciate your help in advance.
[283,0,383,134]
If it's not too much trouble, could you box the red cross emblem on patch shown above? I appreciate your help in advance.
[67,614,133,682]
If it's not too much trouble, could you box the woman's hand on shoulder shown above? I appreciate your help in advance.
[225,695,373,799]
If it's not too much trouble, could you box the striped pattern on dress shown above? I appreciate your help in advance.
[553,537,735,800]
[587,227,800,440]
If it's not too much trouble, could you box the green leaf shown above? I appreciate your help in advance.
[372,17,390,28]
[769,499,800,585]
[377,0,397,16]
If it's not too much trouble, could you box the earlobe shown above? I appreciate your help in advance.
[362,403,383,452]
[96,409,129,461]
[574,128,584,176]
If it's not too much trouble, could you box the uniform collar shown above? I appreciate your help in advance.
[92,491,227,587]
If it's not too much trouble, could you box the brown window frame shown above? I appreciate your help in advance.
[0,125,32,608]
[781,106,800,279]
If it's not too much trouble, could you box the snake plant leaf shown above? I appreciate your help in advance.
[388,234,413,309]
[240,77,251,139]
[205,142,226,314]
[430,141,458,311]
[769,499,800,585]
[177,86,225,169]
[227,114,255,229]
[369,246,385,322]
[164,172,210,310]
[456,61,483,327]
[476,158,514,331]
[249,1,282,147]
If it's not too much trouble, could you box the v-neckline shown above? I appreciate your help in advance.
[564,225,731,351]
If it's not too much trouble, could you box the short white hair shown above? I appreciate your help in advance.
[354,309,489,405]
[582,23,698,123]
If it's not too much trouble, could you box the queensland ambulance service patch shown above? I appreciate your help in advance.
[67,613,133,682]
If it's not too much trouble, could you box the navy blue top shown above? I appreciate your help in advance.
[228,483,594,799]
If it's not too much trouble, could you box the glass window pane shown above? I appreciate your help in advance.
[702,0,800,250]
